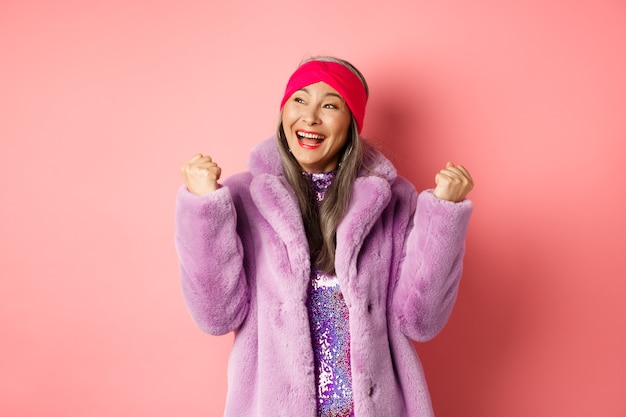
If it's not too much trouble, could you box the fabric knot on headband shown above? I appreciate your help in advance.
[280,60,368,133]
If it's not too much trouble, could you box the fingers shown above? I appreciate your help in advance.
[181,153,222,195]
[181,154,219,173]
[454,164,473,184]
[437,162,473,183]
[183,153,213,168]
[434,162,474,202]
[187,153,205,164]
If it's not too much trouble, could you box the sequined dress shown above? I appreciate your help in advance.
[303,171,355,417]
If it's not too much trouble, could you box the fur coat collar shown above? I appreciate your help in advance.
[246,137,398,305]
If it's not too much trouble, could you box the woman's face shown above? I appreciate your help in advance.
[281,81,352,173]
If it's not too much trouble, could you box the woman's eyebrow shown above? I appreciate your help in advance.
[296,88,344,101]
[324,92,344,101]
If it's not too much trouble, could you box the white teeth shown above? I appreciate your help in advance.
[297,131,325,140]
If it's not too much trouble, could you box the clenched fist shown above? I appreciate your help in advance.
[433,162,474,203]
[180,153,222,196]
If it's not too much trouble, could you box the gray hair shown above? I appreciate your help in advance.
[276,56,374,275]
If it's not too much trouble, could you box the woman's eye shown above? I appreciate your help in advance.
[294,97,305,104]
[323,103,338,109]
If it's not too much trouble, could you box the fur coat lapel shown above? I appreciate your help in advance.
[335,175,391,295]
[249,172,311,281]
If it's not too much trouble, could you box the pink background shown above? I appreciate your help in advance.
[1,0,625,416]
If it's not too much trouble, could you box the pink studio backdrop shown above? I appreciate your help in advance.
[1,1,625,416]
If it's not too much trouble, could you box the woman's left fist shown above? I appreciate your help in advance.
[433,162,474,202]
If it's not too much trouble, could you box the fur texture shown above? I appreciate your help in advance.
[175,137,473,416]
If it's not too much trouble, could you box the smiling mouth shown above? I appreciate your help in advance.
[296,131,325,148]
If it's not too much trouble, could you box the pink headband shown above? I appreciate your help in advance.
[280,60,368,133]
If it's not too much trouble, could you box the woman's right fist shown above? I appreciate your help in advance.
[180,154,221,196]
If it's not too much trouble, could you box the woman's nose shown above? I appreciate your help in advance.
[302,107,321,125]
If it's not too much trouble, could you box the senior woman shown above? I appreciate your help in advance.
[176,56,474,417]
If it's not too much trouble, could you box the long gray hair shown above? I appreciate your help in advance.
[276,56,375,275]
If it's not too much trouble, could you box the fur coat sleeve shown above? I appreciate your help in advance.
[175,180,251,335]
[392,189,473,341]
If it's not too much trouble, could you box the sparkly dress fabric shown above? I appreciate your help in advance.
[303,171,355,417]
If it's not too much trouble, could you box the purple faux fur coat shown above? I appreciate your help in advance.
[175,137,473,417]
